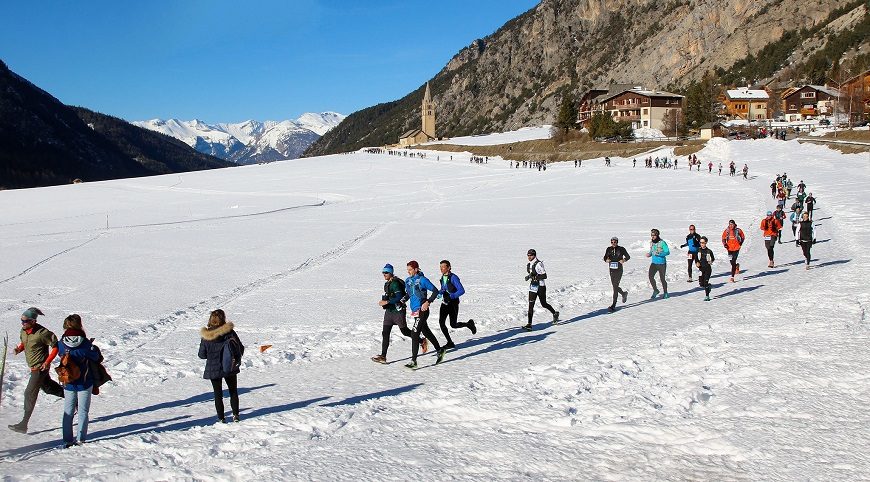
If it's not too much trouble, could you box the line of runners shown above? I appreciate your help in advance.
[373,175,819,368]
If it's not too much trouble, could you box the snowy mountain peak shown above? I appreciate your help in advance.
[133,112,345,164]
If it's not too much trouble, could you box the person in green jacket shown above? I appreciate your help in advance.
[8,307,64,434]
[372,264,415,364]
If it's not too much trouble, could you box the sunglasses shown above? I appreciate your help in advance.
[21,318,35,323]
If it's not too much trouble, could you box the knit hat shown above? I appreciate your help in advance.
[21,307,43,320]
[382,264,394,274]
[767,211,773,216]
[527,249,536,256]
[407,260,419,270]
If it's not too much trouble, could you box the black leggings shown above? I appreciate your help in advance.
[765,241,776,261]
[687,252,698,277]
[439,302,470,345]
[699,265,712,296]
[528,285,556,323]
[728,250,740,276]
[800,241,812,265]
[381,320,414,357]
[411,309,441,361]
[609,269,626,307]
[210,374,239,419]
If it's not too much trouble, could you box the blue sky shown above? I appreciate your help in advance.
[0,0,539,123]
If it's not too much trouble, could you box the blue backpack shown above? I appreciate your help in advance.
[221,336,243,375]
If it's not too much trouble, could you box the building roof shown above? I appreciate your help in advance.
[399,129,424,139]
[595,86,684,103]
[807,85,840,97]
[726,87,769,100]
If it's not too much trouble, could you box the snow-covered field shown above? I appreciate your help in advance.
[1,137,868,480]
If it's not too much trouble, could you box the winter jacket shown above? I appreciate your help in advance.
[680,233,701,253]
[760,216,782,238]
[722,227,745,252]
[198,322,244,380]
[526,258,550,287]
[774,208,786,225]
[19,324,58,369]
[404,272,438,312]
[438,272,465,305]
[648,240,670,265]
[382,277,406,313]
[57,329,102,391]
[805,196,816,209]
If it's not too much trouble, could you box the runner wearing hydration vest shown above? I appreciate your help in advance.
[523,249,559,329]
[721,220,746,282]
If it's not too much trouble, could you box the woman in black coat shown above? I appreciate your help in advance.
[198,309,244,423]
[796,211,815,269]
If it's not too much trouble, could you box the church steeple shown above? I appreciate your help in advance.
[422,82,436,139]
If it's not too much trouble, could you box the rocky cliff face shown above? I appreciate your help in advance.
[307,0,864,156]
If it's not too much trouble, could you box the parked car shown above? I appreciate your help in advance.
[819,119,831,126]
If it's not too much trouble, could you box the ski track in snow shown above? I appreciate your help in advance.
[0,234,105,285]
[0,138,868,480]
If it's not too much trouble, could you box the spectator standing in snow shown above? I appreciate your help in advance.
[57,314,102,447]
[199,309,244,423]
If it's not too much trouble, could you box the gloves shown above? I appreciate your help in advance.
[524,275,531,281]
[14,346,23,355]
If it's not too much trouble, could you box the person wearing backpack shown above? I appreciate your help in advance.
[57,314,102,447]
[198,309,244,423]
[437,260,475,349]
[523,249,559,329]
[760,211,783,268]
[721,220,746,283]
[372,264,415,364]
[402,261,446,369]
[8,307,64,434]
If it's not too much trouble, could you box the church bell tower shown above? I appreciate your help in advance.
[422,82,436,139]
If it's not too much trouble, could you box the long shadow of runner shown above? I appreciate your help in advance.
[420,331,554,368]
[744,269,788,280]
[812,259,850,269]
[715,285,763,299]
[399,326,530,365]
[322,384,422,407]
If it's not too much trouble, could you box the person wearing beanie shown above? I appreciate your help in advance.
[646,229,671,299]
[721,220,746,282]
[760,211,782,268]
[9,307,64,434]
[402,260,446,369]
[523,249,559,329]
[57,314,103,447]
[372,263,415,364]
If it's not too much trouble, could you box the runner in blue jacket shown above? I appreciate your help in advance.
[680,225,701,282]
[437,260,475,350]
[403,261,446,368]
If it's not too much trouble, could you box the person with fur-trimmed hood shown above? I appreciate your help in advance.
[198,309,245,423]
[57,314,103,447]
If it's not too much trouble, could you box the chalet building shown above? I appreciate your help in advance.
[842,69,870,122]
[398,82,436,147]
[578,86,684,131]
[721,87,770,120]
[781,85,840,121]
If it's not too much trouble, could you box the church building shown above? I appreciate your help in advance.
[398,82,436,147]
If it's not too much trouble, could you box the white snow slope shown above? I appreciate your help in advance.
[0,137,868,480]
